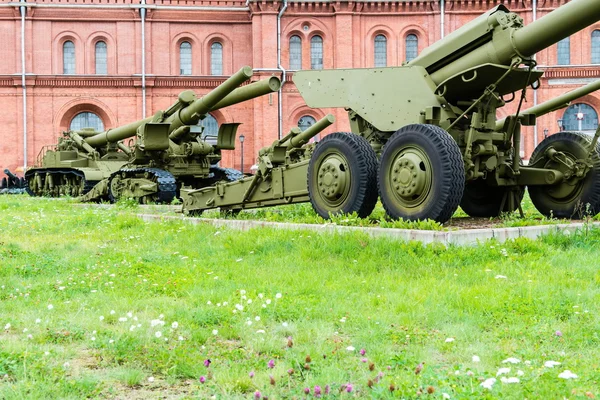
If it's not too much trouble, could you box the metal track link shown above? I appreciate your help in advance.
[109,168,177,204]
[24,168,96,197]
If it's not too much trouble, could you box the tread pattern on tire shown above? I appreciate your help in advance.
[529,131,600,218]
[379,124,465,223]
[307,132,379,219]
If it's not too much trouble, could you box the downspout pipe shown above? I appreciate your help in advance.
[440,0,444,39]
[140,0,146,119]
[277,0,288,140]
[533,0,538,150]
[20,0,27,171]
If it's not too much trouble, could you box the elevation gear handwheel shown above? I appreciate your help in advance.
[528,131,600,218]
[307,132,378,219]
[378,124,465,223]
[460,179,525,218]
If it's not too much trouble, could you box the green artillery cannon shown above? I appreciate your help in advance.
[181,114,336,214]
[183,0,600,221]
[26,67,281,203]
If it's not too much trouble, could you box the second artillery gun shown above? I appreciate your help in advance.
[25,67,281,203]
[182,0,600,222]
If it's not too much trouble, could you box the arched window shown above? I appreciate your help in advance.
[563,103,598,132]
[298,115,318,141]
[180,41,192,75]
[70,112,104,132]
[557,36,570,65]
[405,34,418,62]
[310,36,323,70]
[194,114,219,145]
[63,41,75,74]
[374,35,387,67]
[95,41,107,75]
[211,42,223,75]
[592,30,600,64]
[289,35,302,70]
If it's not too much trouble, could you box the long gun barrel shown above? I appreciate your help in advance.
[409,0,600,86]
[84,66,278,148]
[495,78,600,130]
[3,169,17,180]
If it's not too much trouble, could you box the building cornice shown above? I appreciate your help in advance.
[0,75,271,88]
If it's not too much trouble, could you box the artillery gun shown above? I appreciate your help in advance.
[182,0,600,222]
[1,169,27,194]
[26,67,281,203]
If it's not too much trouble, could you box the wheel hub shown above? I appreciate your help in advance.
[391,152,427,200]
[317,156,348,201]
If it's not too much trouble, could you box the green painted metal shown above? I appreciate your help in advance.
[496,78,600,130]
[180,114,335,213]
[26,67,281,202]
[183,0,600,221]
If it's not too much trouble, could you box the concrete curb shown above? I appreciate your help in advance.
[136,213,600,246]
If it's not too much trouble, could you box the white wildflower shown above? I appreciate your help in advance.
[502,358,521,364]
[35,319,41,324]
[442,393,451,399]
[266,299,272,305]
[171,321,179,329]
[472,355,481,363]
[558,370,578,379]
[544,361,561,368]
[155,331,162,338]
[4,323,10,330]
[212,329,218,335]
[276,293,282,299]
[110,310,115,315]
[256,329,266,334]
[47,304,54,310]
[254,316,260,321]
[495,275,507,279]
[346,346,355,351]
[148,377,155,382]
[99,316,104,321]
[445,337,455,343]
[517,370,524,376]
[282,322,288,327]
[235,304,244,311]
[118,317,127,322]
[500,377,520,384]
[127,312,133,318]
[240,290,246,295]
[178,336,184,341]
[63,362,70,368]
[496,367,511,376]
[480,378,496,390]
[91,337,96,341]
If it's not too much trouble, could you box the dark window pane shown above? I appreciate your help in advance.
[405,34,418,62]
[95,41,107,75]
[70,112,104,132]
[289,35,302,70]
[563,103,598,132]
[63,41,75,74]
[180,41,192,75]
[211,42,223,75]
[592,31,600,64]
[310,36,323,70]
[374,35,387,67]
[557,37,570,65]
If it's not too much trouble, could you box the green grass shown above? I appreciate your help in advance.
[0,195,599,398]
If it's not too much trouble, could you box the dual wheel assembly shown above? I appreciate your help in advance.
[307,126,600,223]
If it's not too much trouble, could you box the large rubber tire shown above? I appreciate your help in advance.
[460,179,524,218]
[378,124,465,223]
[528,131,600,218]
[307,132,378,219]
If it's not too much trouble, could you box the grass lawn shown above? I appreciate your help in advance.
[0,195,599,399]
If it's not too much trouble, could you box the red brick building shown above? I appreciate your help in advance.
[1,0,599,173]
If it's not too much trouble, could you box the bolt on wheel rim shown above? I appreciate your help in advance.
[316,153,350,207]
[387,146,432,208]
